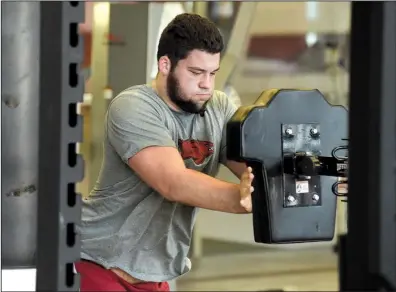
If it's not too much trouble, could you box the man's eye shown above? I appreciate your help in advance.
[191,71,200,76]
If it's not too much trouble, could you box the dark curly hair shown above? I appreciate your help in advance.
[157,13,224,69]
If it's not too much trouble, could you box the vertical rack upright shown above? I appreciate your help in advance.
[340,1,396,290]
[36,2,85,291]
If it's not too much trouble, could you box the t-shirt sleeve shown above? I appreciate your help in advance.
[218,92,238,165]
[106,95,176,164]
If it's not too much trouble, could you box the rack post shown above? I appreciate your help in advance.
[36,2,85,290]
[341,1,396,290]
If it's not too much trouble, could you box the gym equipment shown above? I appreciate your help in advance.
[339,2,396,290]
[37,2,85,291]
[2,7,84,289]
[227,89,348,244]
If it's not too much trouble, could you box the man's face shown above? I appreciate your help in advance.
[166,50,220,114]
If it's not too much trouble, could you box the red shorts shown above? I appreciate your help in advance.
[75,260,170,292]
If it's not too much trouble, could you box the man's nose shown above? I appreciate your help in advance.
[199,75,211,89]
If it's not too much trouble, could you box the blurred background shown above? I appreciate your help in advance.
[75,1,350,291]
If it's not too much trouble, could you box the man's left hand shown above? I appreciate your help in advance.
[239,167,254,212]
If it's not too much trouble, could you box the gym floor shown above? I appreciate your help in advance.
[177,242,338,291]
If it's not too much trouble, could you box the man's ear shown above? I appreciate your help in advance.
[158,56,171,76]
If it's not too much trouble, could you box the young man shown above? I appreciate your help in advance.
[76,13,254,292]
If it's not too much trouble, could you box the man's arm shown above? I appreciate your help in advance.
[128,146,248,214]
[107,94,249,214]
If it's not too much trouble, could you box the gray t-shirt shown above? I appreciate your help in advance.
[78,84,237,282]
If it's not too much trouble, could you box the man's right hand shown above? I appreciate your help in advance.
[239,167,254,212]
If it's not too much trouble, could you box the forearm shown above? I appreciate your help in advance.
[168,168,248,214]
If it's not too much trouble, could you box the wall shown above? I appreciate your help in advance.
[246,2,350,60]
[249,2,350,35]
[80,2,352,89]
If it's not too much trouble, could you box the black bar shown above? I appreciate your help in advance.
[342,1,396,290]
[36,2,85,291]
[283,154,347,177]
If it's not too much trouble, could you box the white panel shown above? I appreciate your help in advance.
[146,3,165,83]
[89,2,111,190]
[215,2,258,90]
[148,2,185,80]
[2,269,36,291]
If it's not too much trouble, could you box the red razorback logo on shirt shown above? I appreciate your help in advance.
[178,139,214,165]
